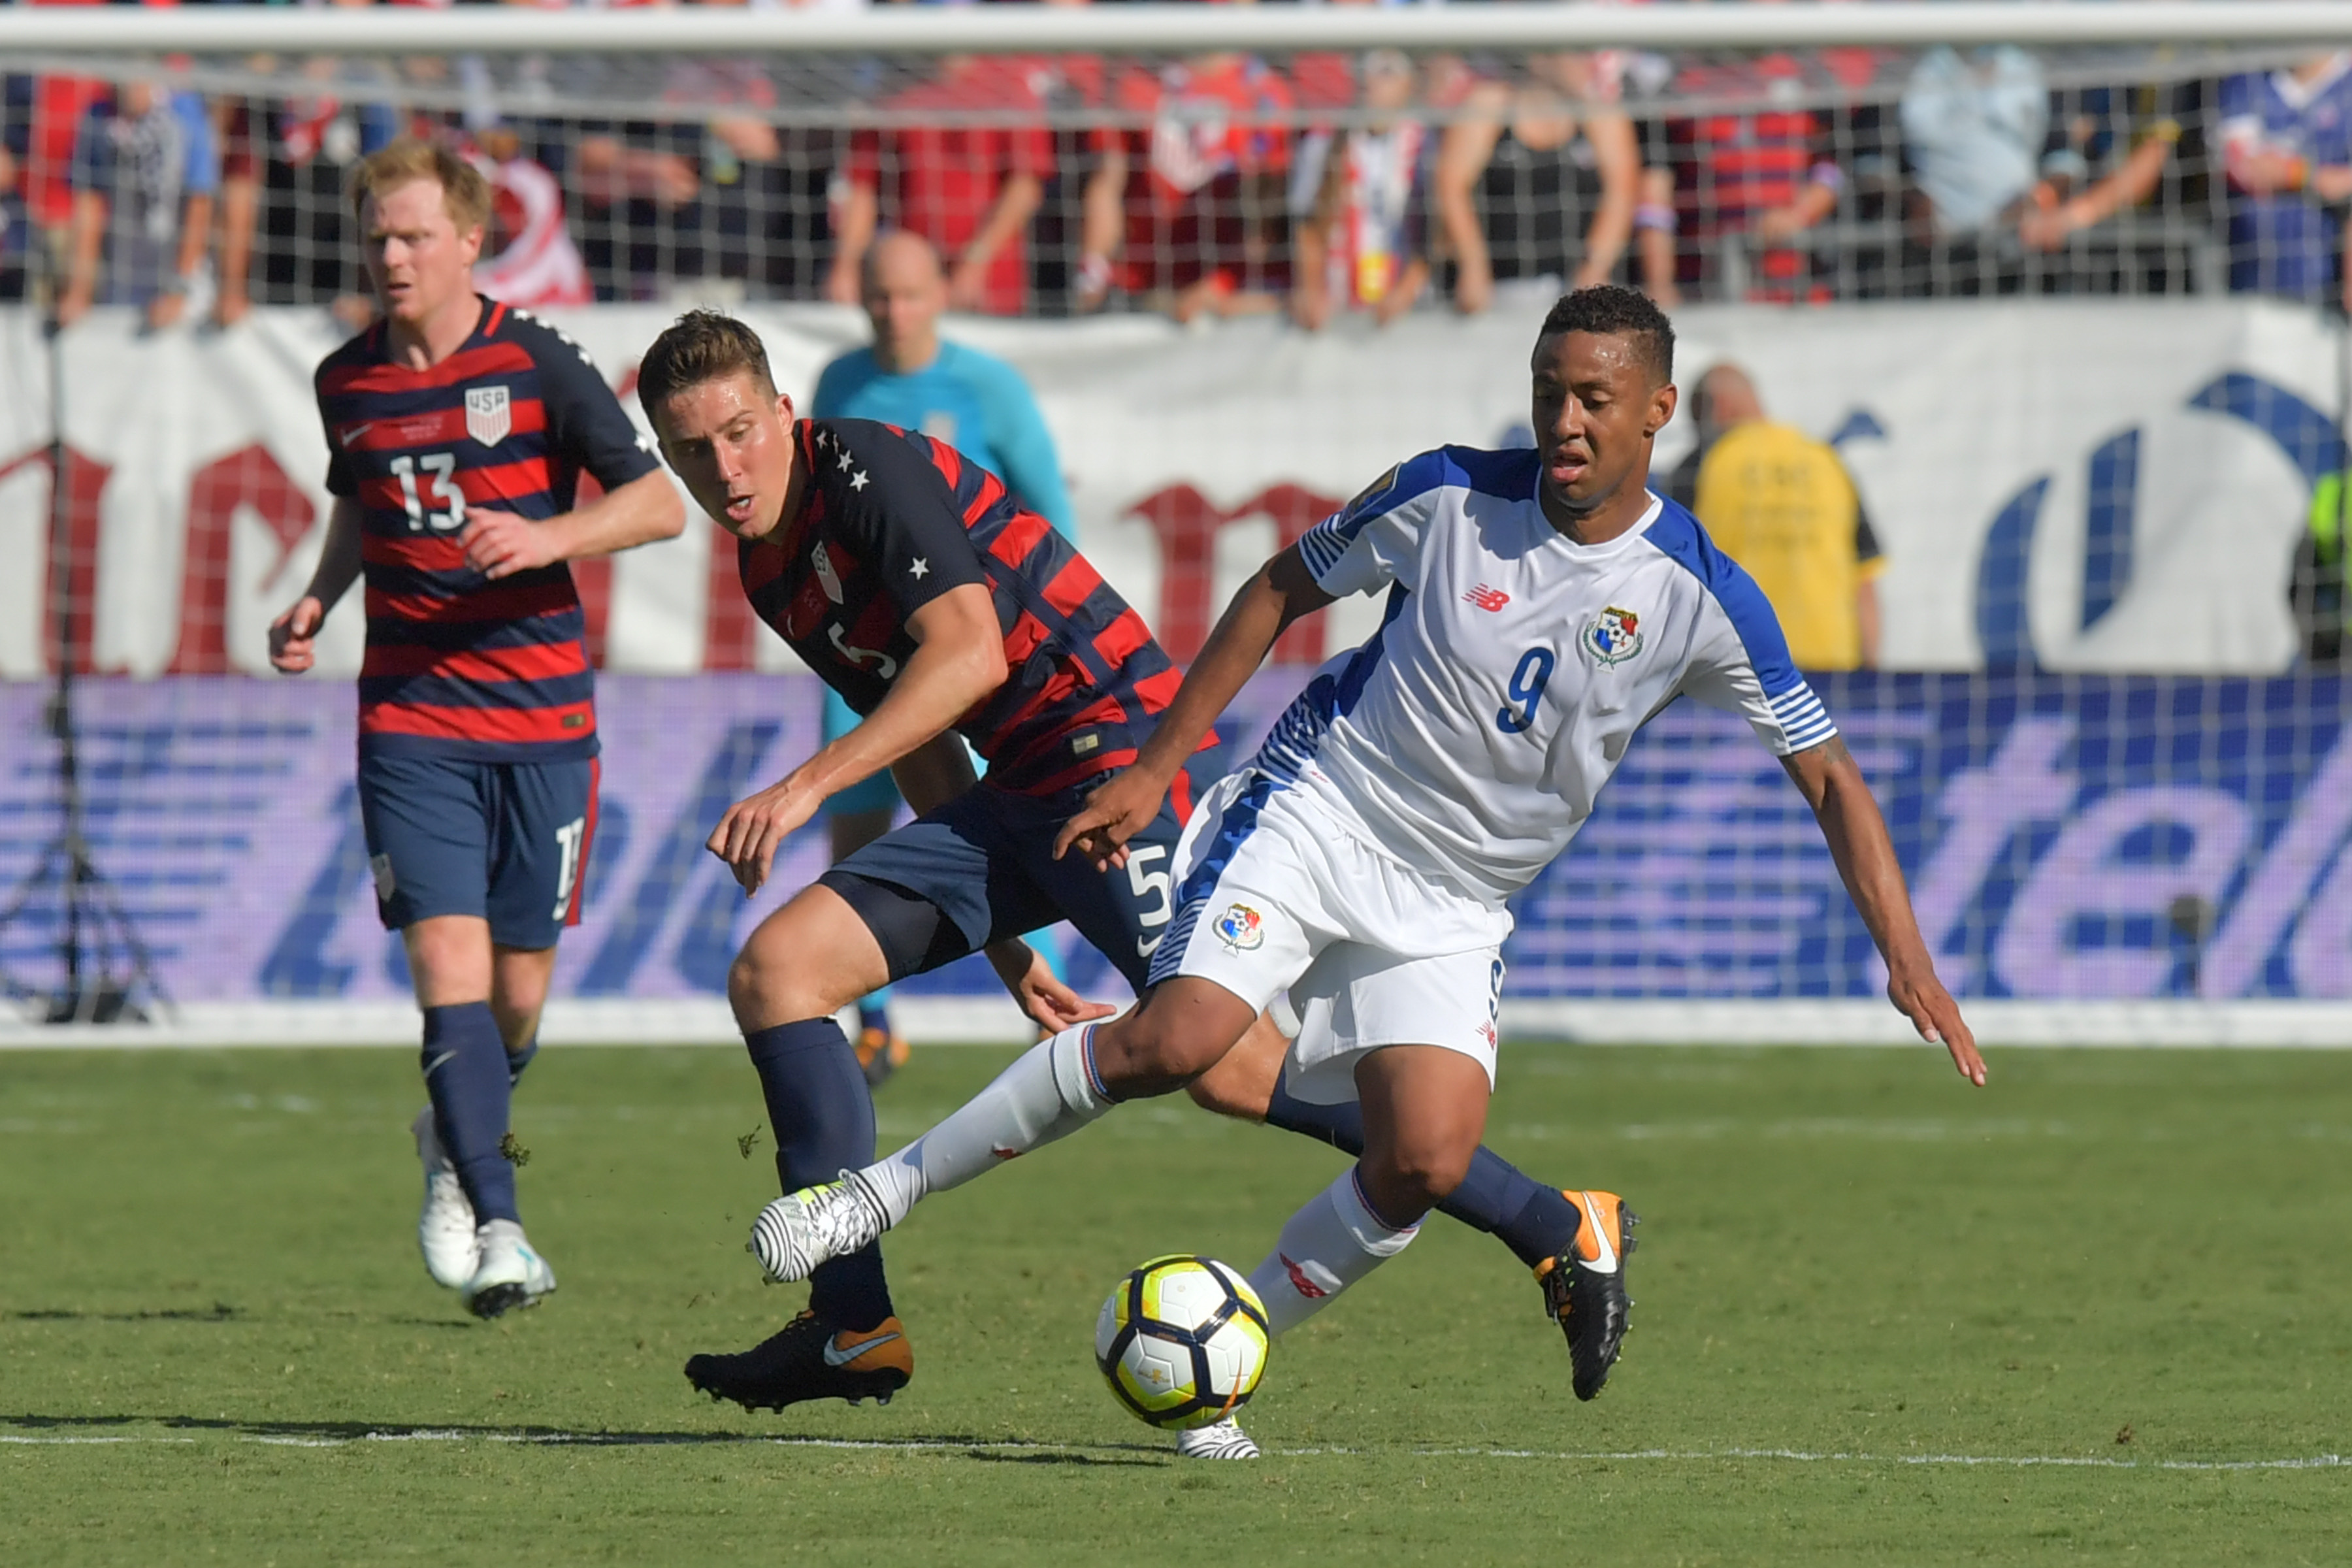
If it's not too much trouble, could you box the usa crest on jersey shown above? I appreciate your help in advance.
[465,385,512,446]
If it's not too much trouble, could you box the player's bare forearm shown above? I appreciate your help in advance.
[1056,547,1332,868]
[890,730,980,817]
[1785,736,1985,1085]
[301,498,365,611]
[545,471,687,561]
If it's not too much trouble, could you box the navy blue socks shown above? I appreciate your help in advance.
[1262,1074,1581,1269]
[743,1019,896,1331]
[422,1002,520,1225]
[506,1035,540,1089]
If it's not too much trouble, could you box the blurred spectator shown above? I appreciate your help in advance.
[2,78,29,304]
[1079,51,1295,323]
[1639,54,1848,306]
[57,76,220,331]
[2219,52,2352,308]
[1901,46,2174,255]
[1288,50,1430,332]
[831,54,1054,316]
[1680,364,1883,671]
[1434,52,1642,316]
[815,229,1075,532]
[470,125,593,309]
[211,98,261,326]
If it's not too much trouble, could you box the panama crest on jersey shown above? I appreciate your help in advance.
[465,385,512,446]
[1215,904,1265,952]
[1583,604,1644,666]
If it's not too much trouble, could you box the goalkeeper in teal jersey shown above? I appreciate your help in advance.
[811,229,1079,1077]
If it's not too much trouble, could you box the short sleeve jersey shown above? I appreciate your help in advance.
[1258,446,1837,907]
[738,417,1193,796]
[316,298,661,762]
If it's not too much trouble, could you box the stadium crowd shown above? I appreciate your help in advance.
[3,1,2349,321]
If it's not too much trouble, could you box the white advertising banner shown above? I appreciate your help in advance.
[0,295,2342,682]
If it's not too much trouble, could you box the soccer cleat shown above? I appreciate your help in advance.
[412,1105,478,1290]
[1537,1188,1639,1401]
[1175,1416,1260,1460]
[854,1026,911,1088]
[463,1218,557,1319]
[684,1311,914,1413]
[748,1175,887,1284]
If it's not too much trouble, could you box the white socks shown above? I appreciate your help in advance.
[857,1023,1114,1226]
[1246,1168,1421,1338]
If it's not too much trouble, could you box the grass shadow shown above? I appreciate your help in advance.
[0,1411,1173,1462]
[8,1306,239,1323]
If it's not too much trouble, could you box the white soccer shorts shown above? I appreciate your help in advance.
[1156,768,1512,1104]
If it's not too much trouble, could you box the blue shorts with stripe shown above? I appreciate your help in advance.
[817,770,1197,992]
[358,752,598,949]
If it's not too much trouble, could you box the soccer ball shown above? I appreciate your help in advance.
[1094,1254,1270,1429]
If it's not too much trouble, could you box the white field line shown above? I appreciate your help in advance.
[1,1429,2343,1471]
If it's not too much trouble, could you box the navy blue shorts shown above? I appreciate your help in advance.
[357,751,599,949]
[819,770,1200,993]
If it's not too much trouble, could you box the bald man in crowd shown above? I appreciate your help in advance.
[1669,363,1884,670]
[808,229,1080,1075]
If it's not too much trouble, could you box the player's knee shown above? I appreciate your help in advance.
[1379,1137,1475,1213]
[1183,1069,1264,1122]
[1094,1013,1228,1096]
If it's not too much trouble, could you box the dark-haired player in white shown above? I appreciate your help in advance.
[753,286,1986,1456]
[636,310,1633,1445]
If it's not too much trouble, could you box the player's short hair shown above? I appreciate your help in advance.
[635,310,779,424]
[348,139,491,235]
[1537,286,1676,387]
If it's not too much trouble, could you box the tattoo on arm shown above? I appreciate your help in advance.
[1805,735,1854,770]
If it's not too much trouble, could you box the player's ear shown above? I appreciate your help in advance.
[1646,382,1678,438]
[774,390,796,426]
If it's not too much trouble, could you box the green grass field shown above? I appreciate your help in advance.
[3,1042,2347,1565]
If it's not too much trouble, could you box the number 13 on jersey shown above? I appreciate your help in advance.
[1496,646,1556,734]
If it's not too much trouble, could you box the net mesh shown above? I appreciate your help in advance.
[7,20,2352,1032]
[0,36,2334,314]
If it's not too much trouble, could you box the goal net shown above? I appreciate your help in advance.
[3,4,2351,1045]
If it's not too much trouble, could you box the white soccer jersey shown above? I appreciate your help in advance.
[1254,444,1838,909]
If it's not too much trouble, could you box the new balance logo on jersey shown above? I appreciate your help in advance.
[1463,584,1511,612]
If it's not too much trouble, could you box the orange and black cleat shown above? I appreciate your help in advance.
[685,1311,913,1413]
[1535,1190,1639,1401]
[855,1026,912,1088]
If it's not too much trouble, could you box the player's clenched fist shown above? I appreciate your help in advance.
[269,595,327,674]
[707,779,820,896]
[461,508,561,580]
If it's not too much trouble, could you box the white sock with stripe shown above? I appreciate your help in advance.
[1246,1167,1422,1338]
[856,1023,1114,1226]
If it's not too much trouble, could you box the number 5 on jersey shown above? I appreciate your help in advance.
[1497,646,1555,734]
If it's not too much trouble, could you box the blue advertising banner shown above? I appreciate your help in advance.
[4,674,2349,1011]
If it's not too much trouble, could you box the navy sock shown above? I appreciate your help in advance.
[743,1019,895,1331]
[1263,1075,1580,1269]
[422,1002,519,1225]
[506,1036,539,1090]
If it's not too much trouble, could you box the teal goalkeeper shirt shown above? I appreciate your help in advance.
[809,340,1077,538]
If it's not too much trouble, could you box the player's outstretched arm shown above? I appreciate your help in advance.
[268,498,364,674]
[1783,736,1987,1086]
[461,470,685,580]
[708,583,1007,894]
[1055,544,1335,871]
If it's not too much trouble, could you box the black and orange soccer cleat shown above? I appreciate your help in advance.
[855,1026,912,1088]
[685,1311,913,1413]
[1535,1189,1639,1401]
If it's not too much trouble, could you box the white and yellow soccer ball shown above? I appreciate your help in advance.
[1094,1254,1271,1429]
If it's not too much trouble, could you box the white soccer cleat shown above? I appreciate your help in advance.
[747,1176,887,1284]
[463,1219,556,1319]
[1175,1416,1260,1460]
[412,1105,478,1290]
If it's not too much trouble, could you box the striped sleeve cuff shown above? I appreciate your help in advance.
[1767,679,1838,753]
[1297,515,1354,583]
